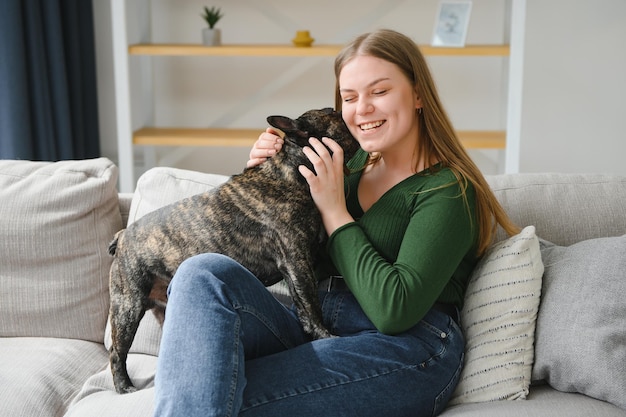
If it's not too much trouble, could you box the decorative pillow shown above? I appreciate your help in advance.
[127,167,230,226]
[449,225,544,405]
[0,158,122,342]
[532,235,626,410]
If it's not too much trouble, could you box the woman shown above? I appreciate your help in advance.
[153,28,518,417]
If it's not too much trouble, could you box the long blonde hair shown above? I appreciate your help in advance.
[334,29,519,255]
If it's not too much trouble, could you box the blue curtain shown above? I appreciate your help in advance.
[0,0,100,160]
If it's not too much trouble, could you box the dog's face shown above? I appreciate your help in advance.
[266,108,360,162]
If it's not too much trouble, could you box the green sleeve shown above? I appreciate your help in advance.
[326,180,476,335]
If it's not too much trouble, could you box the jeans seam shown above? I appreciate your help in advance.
[226,316,241,417]
[237,304,297,349]
[240,363,420,413]
[433,349,464,416]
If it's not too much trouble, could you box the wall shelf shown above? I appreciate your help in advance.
[128,43,510,57]
[133,127,505,149]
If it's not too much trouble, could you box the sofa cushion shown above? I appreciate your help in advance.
[532,235,626,410]
[486,173,626,246]
[0,337,108,417]
[442,384,626,417]
[66,355,156,417]
[449,226,544,405]
[127,167,230,226]
[0,158,122,342]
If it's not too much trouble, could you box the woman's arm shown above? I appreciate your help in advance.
[328,182,477,335]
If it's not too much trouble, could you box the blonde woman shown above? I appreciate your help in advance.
[154,29,518,417]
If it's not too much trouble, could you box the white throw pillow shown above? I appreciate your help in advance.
[449,225,544,404]
[0,158,122,342]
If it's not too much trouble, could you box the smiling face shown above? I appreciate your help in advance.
[338,55,422,157]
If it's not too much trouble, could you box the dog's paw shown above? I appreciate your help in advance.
[311,327,334,340]
[116,384,138,395]
[112,376,138,395]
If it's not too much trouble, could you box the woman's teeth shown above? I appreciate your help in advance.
[360,120,384,130]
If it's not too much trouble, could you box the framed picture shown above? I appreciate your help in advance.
[431,1,472,47]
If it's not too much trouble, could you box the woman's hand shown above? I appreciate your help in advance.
[246,128,284,168]
[299,137,354,235]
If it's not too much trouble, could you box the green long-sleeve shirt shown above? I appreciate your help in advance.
[315,149,479,335]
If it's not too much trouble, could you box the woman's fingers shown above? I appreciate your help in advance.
[246,128,283,168]
[304,137,342,170]
[299,137,344,190]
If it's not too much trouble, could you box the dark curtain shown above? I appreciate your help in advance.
[0,0,100,160]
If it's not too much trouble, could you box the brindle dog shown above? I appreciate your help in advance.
[108,108,359,394]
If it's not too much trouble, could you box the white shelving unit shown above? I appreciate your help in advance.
[111,0,525,192]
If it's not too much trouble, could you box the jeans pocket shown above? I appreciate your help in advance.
[412,315,451,366]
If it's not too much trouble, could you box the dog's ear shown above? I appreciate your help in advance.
[266,116,308,141]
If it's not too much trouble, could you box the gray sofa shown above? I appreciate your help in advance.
[1,157,624,417]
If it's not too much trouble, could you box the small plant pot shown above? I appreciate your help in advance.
[202,28,221,46]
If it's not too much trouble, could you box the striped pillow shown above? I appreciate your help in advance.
[449,225,544,405]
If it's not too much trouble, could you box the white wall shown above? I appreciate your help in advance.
[518,0,626,174]
[93,0,626,185]
[93,0,117,163]
[94,0,508,182]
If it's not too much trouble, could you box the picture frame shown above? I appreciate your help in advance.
[431,1,472,47]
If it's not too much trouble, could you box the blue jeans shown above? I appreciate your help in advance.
[153,253,464,417]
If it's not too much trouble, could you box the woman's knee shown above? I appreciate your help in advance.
[178,253,238,275]
[169,253,241,295]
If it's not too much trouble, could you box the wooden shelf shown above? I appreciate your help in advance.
[458,130,506,149]
[133,127,505,149]
[128,43,510,57]
[133,127,259,147]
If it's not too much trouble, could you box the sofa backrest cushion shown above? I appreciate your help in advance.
[0,158,122,342]
[486,173,626,246]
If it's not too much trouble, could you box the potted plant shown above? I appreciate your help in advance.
[201,6,223,46]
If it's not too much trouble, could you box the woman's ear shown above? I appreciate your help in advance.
[414,87,423,110]
[415,99,423,112]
